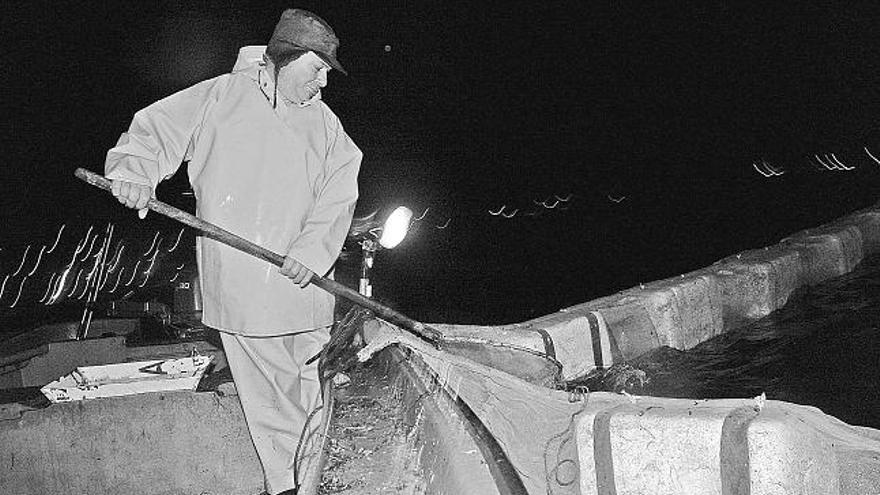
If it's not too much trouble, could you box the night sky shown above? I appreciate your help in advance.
[2,2,880,326]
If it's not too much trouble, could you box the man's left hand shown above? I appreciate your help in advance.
[280,256,315,287]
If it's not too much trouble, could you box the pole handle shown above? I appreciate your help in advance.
[74,168,442,346]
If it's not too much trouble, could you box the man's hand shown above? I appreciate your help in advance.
[110,179,154,219]
[280,256,315,287]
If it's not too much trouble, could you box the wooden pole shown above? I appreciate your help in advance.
[74,168,443,347]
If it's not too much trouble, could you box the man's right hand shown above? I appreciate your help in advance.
[110,180,154,219]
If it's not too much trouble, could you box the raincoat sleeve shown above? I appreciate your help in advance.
[286,112,362,277]
[105,76,229,187]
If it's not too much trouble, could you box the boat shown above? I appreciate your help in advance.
[0,266,527,494]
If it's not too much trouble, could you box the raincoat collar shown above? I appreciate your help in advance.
[233,45,321,108]
[233,45,267,72]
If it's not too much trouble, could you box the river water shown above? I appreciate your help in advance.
[582,253,880,429]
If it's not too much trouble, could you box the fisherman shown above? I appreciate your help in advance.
[105,9,361,495]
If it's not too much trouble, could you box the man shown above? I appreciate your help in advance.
[105,9,361,495]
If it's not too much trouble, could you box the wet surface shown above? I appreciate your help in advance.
[575,254,880,429]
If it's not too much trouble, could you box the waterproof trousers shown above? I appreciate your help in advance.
[220,327,330,495]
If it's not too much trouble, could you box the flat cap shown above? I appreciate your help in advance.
[267,9,347,75]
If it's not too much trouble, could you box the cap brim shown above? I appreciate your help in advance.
[316,52,347,76]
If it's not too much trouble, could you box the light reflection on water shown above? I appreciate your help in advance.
[581,254,880,429]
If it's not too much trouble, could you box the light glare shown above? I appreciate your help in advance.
[379,206,413,249]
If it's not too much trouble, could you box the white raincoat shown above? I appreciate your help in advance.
[106,46,361,336]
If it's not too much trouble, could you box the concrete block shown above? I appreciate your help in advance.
[711,245,803,325]
[615,272,724,350]
[519,310,616,381]
[563,295,662,361]
[430,322,547,356]
[748,407,838,494]
[575,394,880,495]
[428,322,562,387]
[833,210,880,256]
[0,389,263,495]
[782,224,864,285]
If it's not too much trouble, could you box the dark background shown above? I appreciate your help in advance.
[2,1,880,328]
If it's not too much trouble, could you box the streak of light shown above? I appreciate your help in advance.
[805,155,826,171]
[814,154,836,170]
[8,276,27,308]
[26,245,47,277]
[753,162,772,177]
[137,272,151,288]
[66,268,85,297]
[11,245,32,277]
[39,273,58,303]
[89,224,114,301]
[166,228,185,252]
[488,205,506,216]
[168,270,182,283]
[435,218,451,229]
[142,248,160,281]
[0,275,9,300]
[754,160,784,177]
[79,234,98,262]
[46,224,66,254]
[152,239,163,257]
[85,247,102,282]
[176,263,185,270]
[864,147,880,166]
[533,198,560,208]
[125,260,141,286]
[413,208,429,221]
[121,290,134,300]
[108,244,125,273]
[67,242,81,266]
[829,153,855,171]
[500,209,519,219]
[143,231,160,257]
[762,160,785,176]
[354,210,378,223]
[823,154,840,170]
[108,268,124,293]
[75,225,95,254]
[99,270,111,291]
[608,195,627,203]
[555,194,573,202]
[75,273,91,300]
[48,266,73,304]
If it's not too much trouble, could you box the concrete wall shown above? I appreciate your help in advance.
[517,202,880,380]
[0,386,263,495]
[572,392,880,495]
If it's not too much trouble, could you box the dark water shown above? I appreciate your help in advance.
[581,253,880,429]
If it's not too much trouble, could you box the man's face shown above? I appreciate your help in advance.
[276,51,331,105]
